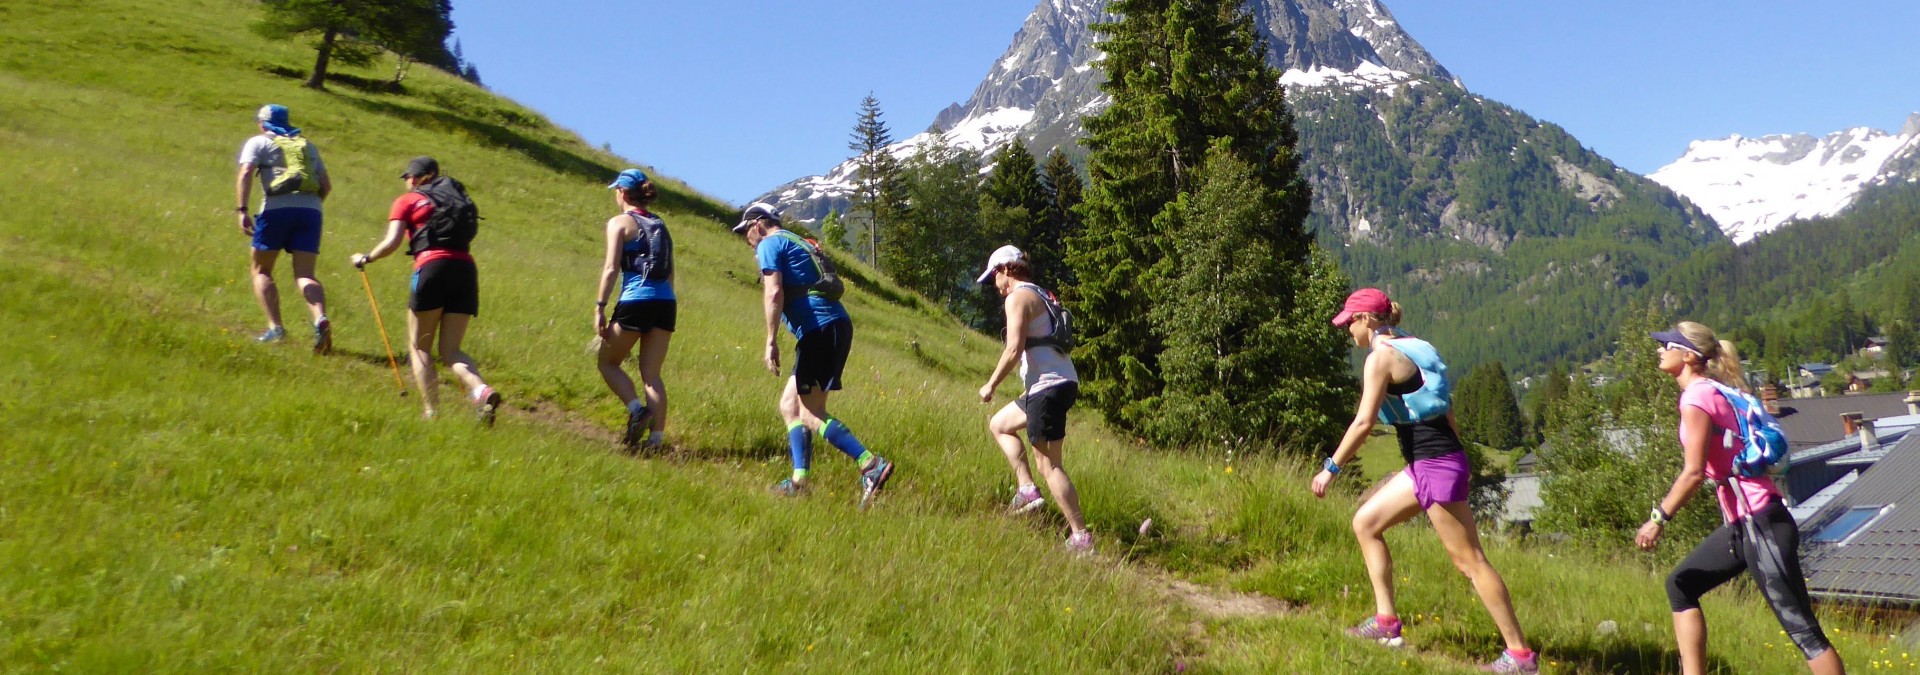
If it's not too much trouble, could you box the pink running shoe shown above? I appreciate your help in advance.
[1481,651,1538,673]
[1064,530,1093,555]
[1008,485,1046,514]
[473,386,502,427]
[1345,616,1405,648]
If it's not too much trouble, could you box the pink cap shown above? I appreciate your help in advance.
[1331,288,1391,327]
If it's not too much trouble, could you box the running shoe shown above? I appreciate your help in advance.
[312,318,332,355]
[1345,616,1405,648]
[1480,651,1539,673]
[1008,485,1046,514]
[1064,530,1094,555]
[771,478,809,497]
[473,385,501,427]
[622,404,652,452]
[256,326,287,343]
[858,456,895,510]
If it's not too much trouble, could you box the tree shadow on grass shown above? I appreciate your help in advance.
[329,94,737,227]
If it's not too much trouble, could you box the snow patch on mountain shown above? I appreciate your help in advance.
[1650,114,1920,244]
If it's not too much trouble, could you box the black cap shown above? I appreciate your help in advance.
[400,156,440,178]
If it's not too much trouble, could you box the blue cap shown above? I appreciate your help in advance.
[255,104,299,136]
[609,168,649,190]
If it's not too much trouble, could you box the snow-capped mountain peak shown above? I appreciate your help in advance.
[761,0,1455,224]
[1650,113,1920,244]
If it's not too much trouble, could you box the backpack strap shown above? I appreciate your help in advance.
[771,229,826,279]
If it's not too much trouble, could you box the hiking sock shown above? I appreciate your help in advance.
[627,399,646,415]
[788,421,813,474]
[819,418,869,463]
[1376,615,1401,630]
[645,430,663,448]
[1505,648,1534,660]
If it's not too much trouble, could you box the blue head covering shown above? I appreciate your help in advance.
[256,104,301,137]
[608,168,649,190]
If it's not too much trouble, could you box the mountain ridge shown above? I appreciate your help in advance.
[1651,113,1920,244]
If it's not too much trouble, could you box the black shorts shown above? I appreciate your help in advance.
[792,319,852,395]
[1019,381,1079,444]
[410,258,479,315]
[611,300,676,333]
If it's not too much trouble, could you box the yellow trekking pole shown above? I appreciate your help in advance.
[356,262,408,396]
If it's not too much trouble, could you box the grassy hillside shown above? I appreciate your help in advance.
[0,0,1910,672]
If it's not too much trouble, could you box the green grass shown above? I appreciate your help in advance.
[2,0,1914,672]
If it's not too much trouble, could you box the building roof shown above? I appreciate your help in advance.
[1790,470,1859,522]
[1800,433,1920,605]
[1503,473,1541,524]
[1773,392,1914,451]
[1800,363,1835,375]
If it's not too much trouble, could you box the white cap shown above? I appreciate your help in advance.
[734,201,780,233]
[976,244,1025,284]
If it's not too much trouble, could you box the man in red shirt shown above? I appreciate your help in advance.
[349,157,501,424]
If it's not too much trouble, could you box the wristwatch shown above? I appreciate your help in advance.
[1323,457,1342,475]
[234,206,248,212]
[1649,506,1671,525]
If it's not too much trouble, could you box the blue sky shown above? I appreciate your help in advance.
[453,0,1920,205]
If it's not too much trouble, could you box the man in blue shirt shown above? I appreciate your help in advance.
[735,203,895,507]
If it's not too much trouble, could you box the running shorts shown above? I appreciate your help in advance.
[612,299,677,333]
[792,318,852,394]
[1019,381,1079,444]
[410,258,479,315]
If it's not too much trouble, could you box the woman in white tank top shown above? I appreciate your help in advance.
[975,246,1092,554]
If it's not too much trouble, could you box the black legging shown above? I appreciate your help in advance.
[1665,501,1832,659]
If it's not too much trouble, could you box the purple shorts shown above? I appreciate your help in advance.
[1405,450,1471,509]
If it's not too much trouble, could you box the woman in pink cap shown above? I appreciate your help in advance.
[1311,288,1536,673]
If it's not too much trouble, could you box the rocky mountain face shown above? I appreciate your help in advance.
[1650,113,1920,244]
[761,0,1725,373]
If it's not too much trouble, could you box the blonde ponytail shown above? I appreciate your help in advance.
[1713,339,1748,393]
[1676,321,1748,392]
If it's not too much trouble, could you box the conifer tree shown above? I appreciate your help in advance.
[1037,150,1084,290]
[848,93,902,265]
[1069,0,1334,446]
[1457,361,1525,450]
[1150,145,1352,450]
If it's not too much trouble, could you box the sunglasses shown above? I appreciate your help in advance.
[1659,341,1701,356]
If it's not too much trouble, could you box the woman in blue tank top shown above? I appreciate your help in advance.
[1311,288,1538,673]
[592,169,675,453]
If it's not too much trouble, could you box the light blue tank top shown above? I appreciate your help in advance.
[1375,336,1451,425]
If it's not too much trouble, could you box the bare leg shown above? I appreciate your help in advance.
[435,313,488,394]
[596,326,643,405]
[1429,500,1530,653]
[1674,608,1707,675]
[409,309,441,416]
[1352,471,1423,617]
[250,249,283,329]
[988,402,1037,487]
[288,251,328,323]
[634,328,672,432]
[1808,647,1845,675]
[1030,438,1085,532]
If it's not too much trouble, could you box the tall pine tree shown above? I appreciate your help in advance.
[1037,149,1084,290]
[1456,361,1526,450]
[848,93,902,265]
[1069,0,1338,448]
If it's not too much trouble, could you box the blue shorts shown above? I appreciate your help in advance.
[252,208,323,253]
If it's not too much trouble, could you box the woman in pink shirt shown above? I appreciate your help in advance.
[1636,321,1842,675]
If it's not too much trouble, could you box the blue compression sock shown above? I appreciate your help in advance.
[819,418,870,464]
[788,421,812,478]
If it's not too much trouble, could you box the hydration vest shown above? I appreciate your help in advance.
[1375,336,1452,425]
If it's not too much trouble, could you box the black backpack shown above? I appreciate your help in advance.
[1023,285,1075,354]
[407,176,478,256]
[622,211,674,282]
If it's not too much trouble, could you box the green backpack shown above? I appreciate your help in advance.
[771,230,845,301]
[264,135,321,196]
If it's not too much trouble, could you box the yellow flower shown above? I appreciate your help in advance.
[1225,466,1234,474]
